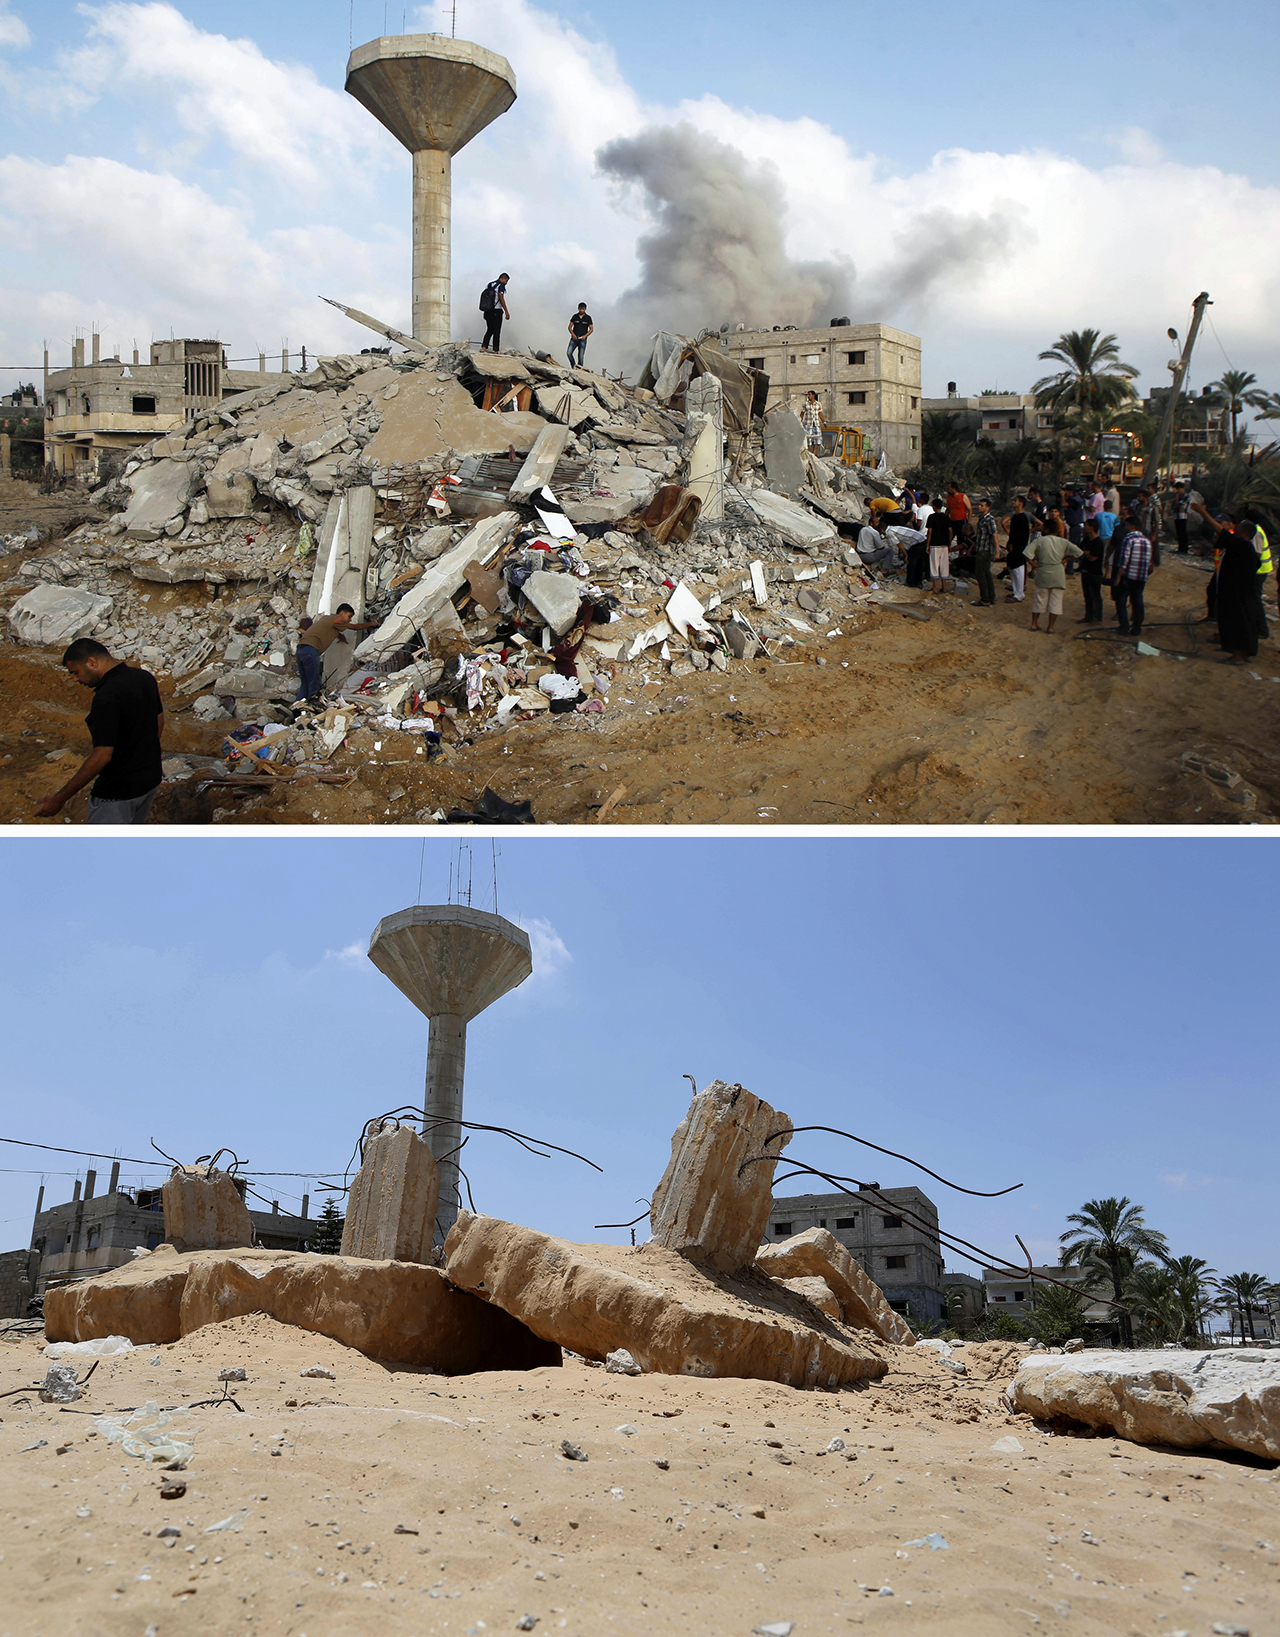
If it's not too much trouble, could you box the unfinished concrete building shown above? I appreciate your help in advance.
[764,1185,944,1326]
[23,1165,314,1300]
[42,334,294,479]
[719,322,922,468]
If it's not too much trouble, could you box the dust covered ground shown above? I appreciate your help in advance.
[3,510,1278,825]
[1,1316,1276,1637]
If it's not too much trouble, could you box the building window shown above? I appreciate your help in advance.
[984,421,1003,430]
[994,1294,1007,1301]
[774,1222,792,1238]
[789,355,796,364]
[885,1254,907,1269]
[847,351,866,365]
[836,1216,858,1228]
[888,1299,910,1315]
[910,396,918,409]
[910,436,919,450]
[882,1214,903,1229]
[847,391,866,405]
[747,357,765,370]
[818,1219,826,1228]
[131,395,157,415]
[86,1226,100,1250]
[146,1231,162,1249]
[1014,1290,1025,1301]
[1037,414,1054,428]
[804,354,820,365]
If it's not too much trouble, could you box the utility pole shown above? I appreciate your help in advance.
[1143,291,1211,486]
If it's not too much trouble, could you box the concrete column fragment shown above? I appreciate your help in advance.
[307,484,377,620]
[649,1080,793,1273]
[508,422,571,503]
[340,1122,440,1263]
[756,1226,916,1346]
[683,374,725,523]
[162,1165,254,1253]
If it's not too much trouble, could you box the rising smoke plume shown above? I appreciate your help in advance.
[596,123,855,343]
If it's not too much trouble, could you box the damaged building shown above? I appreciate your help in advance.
[42,334,296,479]
[720,322,922,468]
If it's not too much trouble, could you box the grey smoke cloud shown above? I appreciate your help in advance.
[597,123,854,345]
[863,207,1017,312]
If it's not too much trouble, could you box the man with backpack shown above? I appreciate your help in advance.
[479,274,511,352]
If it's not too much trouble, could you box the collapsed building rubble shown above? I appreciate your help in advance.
[46,1082,904,1389]
[3,318,910,802]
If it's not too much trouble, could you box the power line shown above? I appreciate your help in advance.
[0,1136,345,1179]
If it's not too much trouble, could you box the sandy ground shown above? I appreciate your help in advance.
[1,1315,1276,1637]
[3,487,1278,825]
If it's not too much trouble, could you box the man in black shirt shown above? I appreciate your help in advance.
[567,303,593,367]
[35,639,163,824]
[1002,495,1032,603]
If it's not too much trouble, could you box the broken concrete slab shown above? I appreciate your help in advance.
[684,374,725,524]
[7,583,112,648]
[307,485,376,620]
[355,510,520,660]
[244,432,280,484]
[44,1245,561,1373]
[161,1165,254,1253]
[522,569,582,637]
[562,468,660,525]
[339,1122,440,1264]
[649,1081,793,1274]
[444,1212,886,1387]
[365,375,545,466]
[534,383,604,431]
[778,1275,842,1320]
[508,422,572,503]
[738,485,839,556]
[763,408,807,499]
[205,471,255,518]
[755,1228,916,1346]
[120,458,196,540]
[1009,1348,1280,1459]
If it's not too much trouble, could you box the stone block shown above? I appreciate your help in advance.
[649,1080,793,1274]
[534,383,604,430]
[7,584,112,648]
[444,1212,886,1387]
[755,1227,916,1346]
[1009,1348,1280,1459]
[522,569,582,637]
[778,1275,842,1320]
[161,1165,254,1253]
[340,1122,440,1264]
[205,472,255,518]
[244,432,280,484]
[120,458,196,538]
[44,1245,560,1373]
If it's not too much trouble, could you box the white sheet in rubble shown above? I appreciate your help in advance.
[664,581,712,639]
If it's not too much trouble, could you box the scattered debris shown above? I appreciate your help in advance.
[94,1402,195,1466]
[300,1365,337,1380]
[605,1348,642,1375]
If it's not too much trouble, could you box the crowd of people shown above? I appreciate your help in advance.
[854,474,1273,659]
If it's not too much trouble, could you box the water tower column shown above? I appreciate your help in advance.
[425,1009,467,1231]
[413,148,452,345]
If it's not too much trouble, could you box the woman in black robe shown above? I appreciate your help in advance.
[1193,503,1264,662]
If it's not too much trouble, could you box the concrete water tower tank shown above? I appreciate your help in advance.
[368,905,532,1234]
[345,34,517,345]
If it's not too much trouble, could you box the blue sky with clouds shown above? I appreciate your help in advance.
[2,835,1274,1295]
[1,0,1278,409]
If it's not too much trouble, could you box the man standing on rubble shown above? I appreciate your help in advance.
[567,304,593,368]
[480,274,511,353]
[34,639,163,824]
[293,604,375,705]
[801,391,825,452]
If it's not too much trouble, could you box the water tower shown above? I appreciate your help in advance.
[368,905,533,1234]
[345,34,517,345]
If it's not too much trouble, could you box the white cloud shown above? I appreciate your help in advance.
[324,940,366,968]
[1112,126,1165,166]
[0,3,29,49]
[526,916,572,980]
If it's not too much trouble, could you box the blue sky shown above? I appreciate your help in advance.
[2,835,1274,1299]
[2,0,1278,408]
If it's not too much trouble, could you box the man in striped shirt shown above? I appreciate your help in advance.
[1112,519,1153,638]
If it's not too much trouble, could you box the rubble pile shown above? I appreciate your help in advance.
[4,321,908,782]
[45,1082,908,1389]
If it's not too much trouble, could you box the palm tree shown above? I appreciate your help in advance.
[1124,1262,1183,1346]
[1205,370,1269,443]
[1059,1197,1169,1348]
[1252,391,1280,424]
[919,410,982,488]
[978,436,1040,504]
[1025,1280,1091,1347]
[1162,1255,1217,1345]
[1033,329,1140,417]
[1216,1272,1271,1342]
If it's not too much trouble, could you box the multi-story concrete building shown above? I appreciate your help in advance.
[982,1263,1114,1324]
[718,322,922,469]
[920,391,1058,446]
[24,1165,314,1299]
[43,333,294,479]
[763,1186,944,1327]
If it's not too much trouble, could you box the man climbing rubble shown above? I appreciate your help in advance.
[479,274,511,353]
[34,639,163,825]
[293,604,375,705]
